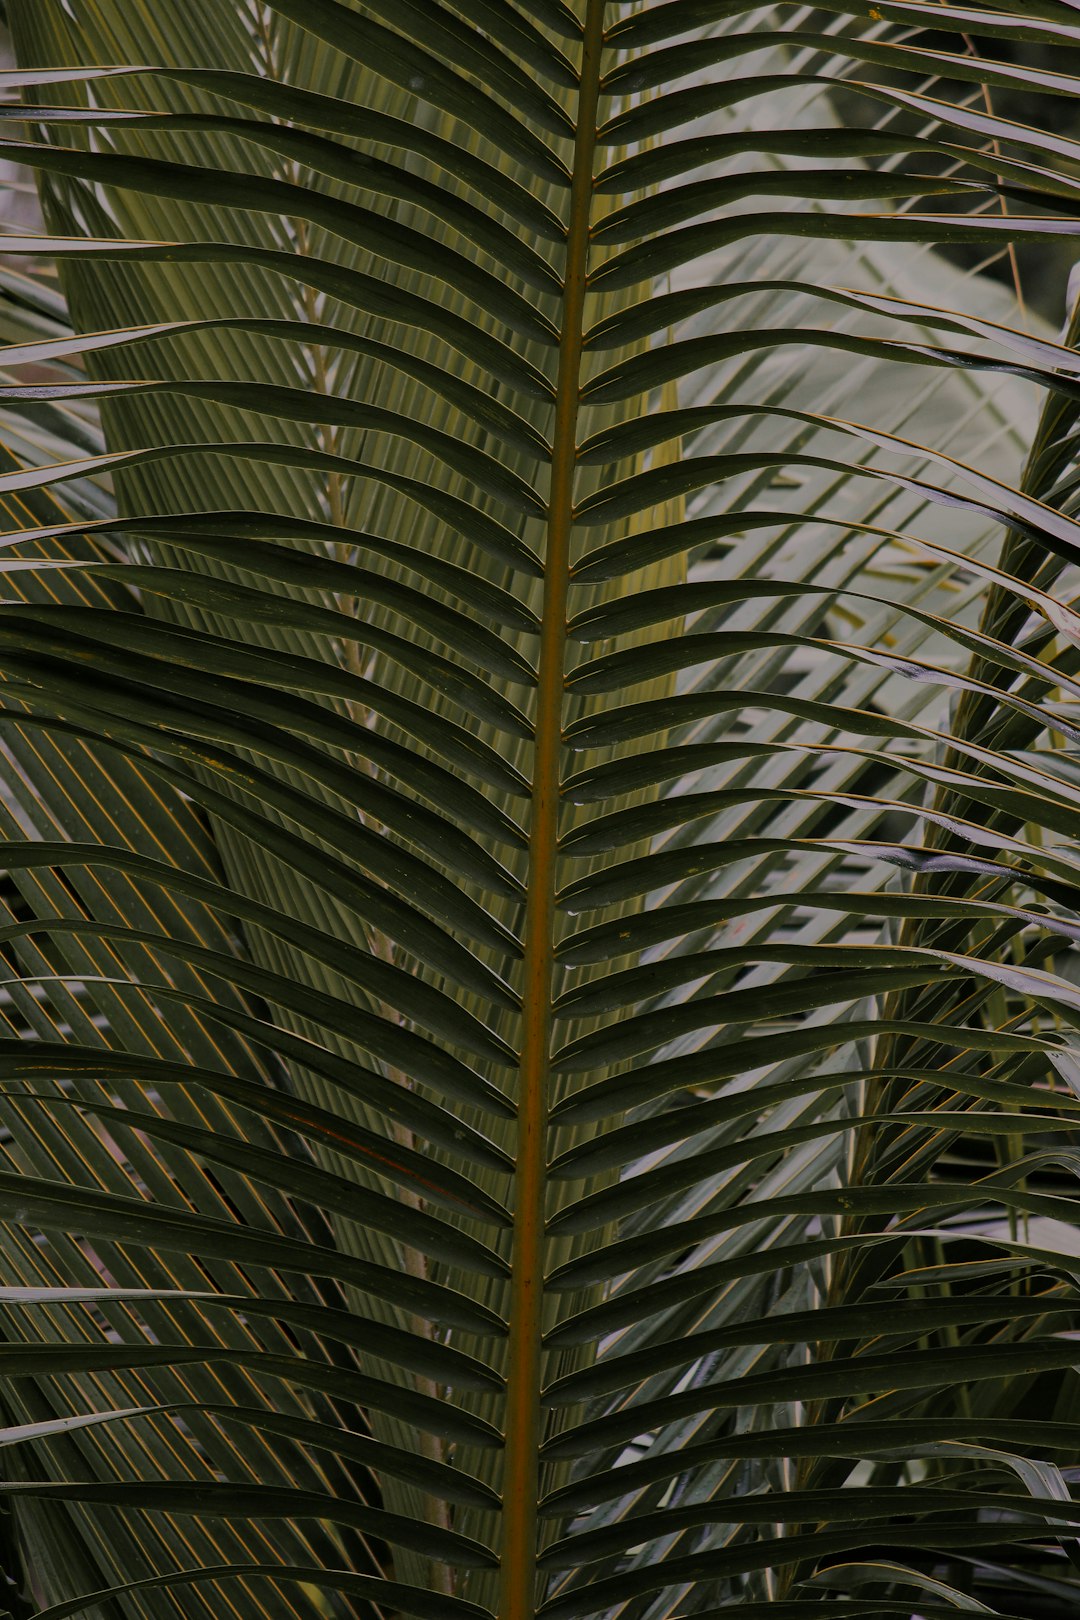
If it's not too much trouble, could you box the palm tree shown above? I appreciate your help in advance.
[0,0,1075,1615]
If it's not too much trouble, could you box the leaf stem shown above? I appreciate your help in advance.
[498,4,605,1615]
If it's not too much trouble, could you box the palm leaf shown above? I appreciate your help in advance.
[0,0,1076,1616]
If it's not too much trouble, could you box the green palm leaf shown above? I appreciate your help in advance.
[0,1,1076,1616]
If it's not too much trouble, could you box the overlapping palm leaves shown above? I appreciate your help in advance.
[0,0,1074,1616]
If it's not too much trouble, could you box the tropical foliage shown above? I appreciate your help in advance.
[0,1,1078,1617]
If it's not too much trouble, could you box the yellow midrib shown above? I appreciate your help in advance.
[498,3,607,1616]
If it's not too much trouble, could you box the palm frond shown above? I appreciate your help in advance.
[0,1,1074,1616]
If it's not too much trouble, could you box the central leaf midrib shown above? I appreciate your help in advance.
[498,3,607,1616]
